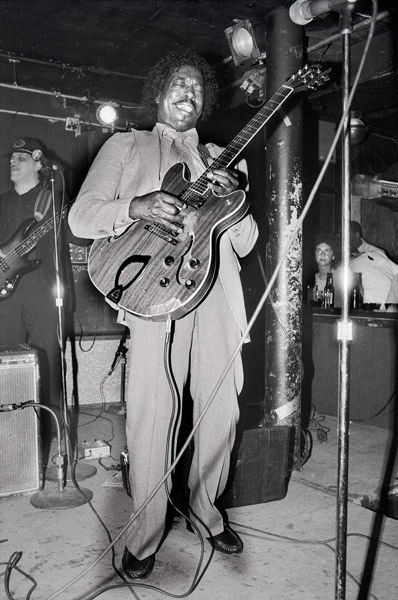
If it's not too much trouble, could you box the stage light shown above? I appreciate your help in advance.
[350,112,369,145]
[240,67,266,107]
[224,20,261,66]
[96,102,119,127]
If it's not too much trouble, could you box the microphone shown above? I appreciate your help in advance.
[31,149,58,170]
[289,0,358,25]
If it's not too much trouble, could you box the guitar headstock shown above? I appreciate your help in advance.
[288,63,331,94]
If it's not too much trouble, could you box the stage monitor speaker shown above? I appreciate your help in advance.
[222,426,291,508]
[0,345,42,497]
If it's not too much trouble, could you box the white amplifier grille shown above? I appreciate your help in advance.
[0,345,41,496]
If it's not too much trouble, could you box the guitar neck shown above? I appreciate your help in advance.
[191,82,295,195]
[18,203,70,255]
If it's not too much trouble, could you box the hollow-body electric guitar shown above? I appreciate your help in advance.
[0,201,71,300]
[88,64,330,321]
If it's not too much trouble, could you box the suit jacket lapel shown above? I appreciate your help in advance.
[133,128,162,190]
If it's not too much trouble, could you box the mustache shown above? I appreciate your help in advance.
[174,97,196,111]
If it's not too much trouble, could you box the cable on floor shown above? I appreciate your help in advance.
[308,404,331,442]
[2,552,37,600]
[229,520,398,600]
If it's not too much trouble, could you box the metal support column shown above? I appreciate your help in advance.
[264,8,303,462]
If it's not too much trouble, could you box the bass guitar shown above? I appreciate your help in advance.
[0,201,72,300]
[88,64,330,321]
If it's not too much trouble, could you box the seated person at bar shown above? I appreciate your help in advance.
[314,232,342,307]
[386,273,398,310]
[349,220,398,305]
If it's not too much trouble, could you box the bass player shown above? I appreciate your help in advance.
[0,137,76,443]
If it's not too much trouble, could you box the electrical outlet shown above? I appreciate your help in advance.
[81,440,111,460]
[65,117,81,131]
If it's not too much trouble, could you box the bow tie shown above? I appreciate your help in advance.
[163,130,186,143]
[162,128,196,144]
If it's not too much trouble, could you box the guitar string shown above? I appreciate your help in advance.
[155,82,298,234]
[142,66,324,239]
[194,65,322,192]
[178,87,295,211]
[1,207,68,267]
[181,65,323,204]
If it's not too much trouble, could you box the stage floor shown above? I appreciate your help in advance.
[1,407,397,600]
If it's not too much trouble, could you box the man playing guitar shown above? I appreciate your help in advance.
[69,49,258,580]
[0,137,73,443]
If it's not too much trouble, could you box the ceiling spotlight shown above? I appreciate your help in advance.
[240,67,266,107]
[96,102,119,127]
[350,111,369,145]
[224,19,261,66]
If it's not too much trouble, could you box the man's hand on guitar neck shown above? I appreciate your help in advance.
[127,167,239,233]
[206,167,239,196]
[129,190,186,233]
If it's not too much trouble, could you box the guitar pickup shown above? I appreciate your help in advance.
[144,223,178,245]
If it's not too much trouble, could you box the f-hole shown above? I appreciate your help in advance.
[106,255,150,303]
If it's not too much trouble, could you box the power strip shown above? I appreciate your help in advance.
[81,440,111,460]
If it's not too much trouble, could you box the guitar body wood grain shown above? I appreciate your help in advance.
[88,163,248,321]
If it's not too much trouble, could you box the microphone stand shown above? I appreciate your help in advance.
[106,329,128,415]
[30,168,95,509]
[335,4,356,599]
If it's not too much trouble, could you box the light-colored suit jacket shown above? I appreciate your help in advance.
[68,128,258,336]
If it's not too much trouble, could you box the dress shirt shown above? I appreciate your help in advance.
[350,239,398,303]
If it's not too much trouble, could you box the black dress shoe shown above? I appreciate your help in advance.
[210,523,243,554]
[122,547,155,579]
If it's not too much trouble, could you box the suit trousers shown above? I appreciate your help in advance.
[123,278,243,559]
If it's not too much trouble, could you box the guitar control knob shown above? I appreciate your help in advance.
[159,277,170,287]
[164,256,174,266]
[189,258,200,269]
[185,279,196,289]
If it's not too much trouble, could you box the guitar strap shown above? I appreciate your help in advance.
[197,143,212,168]
[34,188,52,222]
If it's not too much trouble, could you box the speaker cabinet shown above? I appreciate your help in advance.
[222,426,291,508]
[0,345,42,496]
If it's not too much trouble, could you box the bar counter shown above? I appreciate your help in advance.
[305,307,398,429]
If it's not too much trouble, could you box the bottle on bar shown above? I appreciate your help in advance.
[314,284,319,304]
[324,272,335,309]
[350,272,364,309]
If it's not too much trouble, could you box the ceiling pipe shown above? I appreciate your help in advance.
[0,108,128,131]
[0,81,141,110]
[0,50,145,81]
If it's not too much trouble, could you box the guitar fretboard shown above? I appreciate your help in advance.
[185,83,294,201]
[16,204,71,257]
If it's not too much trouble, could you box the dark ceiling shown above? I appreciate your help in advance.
[0,0,397,138]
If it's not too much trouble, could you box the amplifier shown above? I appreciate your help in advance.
[222,426,291,508]
[0,345,42,496]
